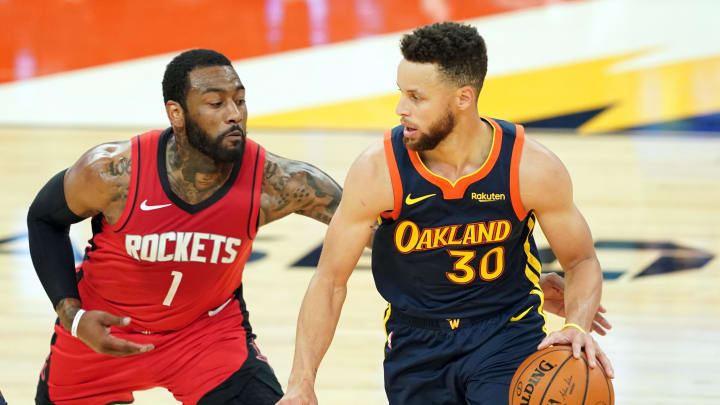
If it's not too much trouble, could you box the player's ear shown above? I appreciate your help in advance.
[455,85,476,111]
[166,101,185,128]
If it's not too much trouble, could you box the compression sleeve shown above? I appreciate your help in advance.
[27,169,85,309]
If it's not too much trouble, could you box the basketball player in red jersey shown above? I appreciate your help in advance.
[26,49,343,405]
[279,23,614,405]
[27,49,608,405]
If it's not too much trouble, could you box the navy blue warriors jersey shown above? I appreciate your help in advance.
[372,118,546,321]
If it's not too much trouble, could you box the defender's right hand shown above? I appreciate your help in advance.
[275,381,318,405]
[76,310,154,357]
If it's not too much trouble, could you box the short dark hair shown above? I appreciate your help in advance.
[162,49,233,108]
[400,22,488,96]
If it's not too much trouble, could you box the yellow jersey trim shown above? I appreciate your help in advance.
[523,213,548,335]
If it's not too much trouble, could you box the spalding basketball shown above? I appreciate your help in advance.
[509,346,614,405]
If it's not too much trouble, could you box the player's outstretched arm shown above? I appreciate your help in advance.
[518,136,613,378]
[259,152,343,227]
[27,141,153,357]
[277,143,393,405]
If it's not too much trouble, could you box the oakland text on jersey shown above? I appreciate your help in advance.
[394,219,512,254]
[125,232,242,263]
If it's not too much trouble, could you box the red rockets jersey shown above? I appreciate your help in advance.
[78,128,265,332]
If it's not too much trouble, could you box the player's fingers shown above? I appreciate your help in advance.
[99,312,131,327]
[594,312,612,331]
[584,336,597,368]
[571,334,583,359]
[595,345,615,379]
[538,331,567,350]
[590,320,607,336]
[102,334,154,357]
[537,334,553,350]
[598,304,607,313]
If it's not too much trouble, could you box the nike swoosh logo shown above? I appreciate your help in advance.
[405,193,437,205]
[208,298,232,317]
[140,200,172,211]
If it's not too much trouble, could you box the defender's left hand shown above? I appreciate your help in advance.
[538,328,615,379]
[540,273,612,335]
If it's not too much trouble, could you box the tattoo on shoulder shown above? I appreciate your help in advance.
[103,155,131,222]
[108,157,131,177]
[260,154,342,225]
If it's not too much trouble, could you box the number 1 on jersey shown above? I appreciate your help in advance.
[163,270,183,306]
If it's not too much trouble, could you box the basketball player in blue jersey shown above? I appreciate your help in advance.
[278,22,614,405]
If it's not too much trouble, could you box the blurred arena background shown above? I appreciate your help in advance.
[1,0,719,404]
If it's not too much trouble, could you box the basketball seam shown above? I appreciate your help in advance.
[509,346,571,405]
[581,354,589,405]
[537,351,577,405]
[599,361,614,404]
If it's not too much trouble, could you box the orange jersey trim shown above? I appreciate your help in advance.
[510,124,527,220]
[408,118,503,200]
[381,130,404,220]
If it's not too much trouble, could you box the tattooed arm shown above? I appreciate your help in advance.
[52,141,133,326]
[259,152,342,227]
[65,141,133,224]
[28,140,152,357]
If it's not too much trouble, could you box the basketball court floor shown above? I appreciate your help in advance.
[0,126,718,404]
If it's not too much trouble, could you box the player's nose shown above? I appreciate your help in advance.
[395,96,410,117]
[225,101,243,124]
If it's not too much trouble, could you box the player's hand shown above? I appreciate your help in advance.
[539,272,612,335]
[275,380,318,405]
[76,310,155,357]
[538,327,615,379]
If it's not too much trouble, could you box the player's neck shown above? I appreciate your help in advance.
[165,133,233,204]
[420,115,494,178]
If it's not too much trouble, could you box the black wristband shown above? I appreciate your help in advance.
[27,169,85,309]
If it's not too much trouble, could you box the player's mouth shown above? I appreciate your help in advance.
[224,129,245,146]
[225,129,244,139]
[402,123,419,138]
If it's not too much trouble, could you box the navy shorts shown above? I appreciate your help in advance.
[382,297,547,405]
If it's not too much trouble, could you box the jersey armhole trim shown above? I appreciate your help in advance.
[380,130,403,221]
[510,124,528,221]
[247,144,265,240]
[111,135,140,232]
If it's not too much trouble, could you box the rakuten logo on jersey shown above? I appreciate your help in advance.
[125,232,242,263]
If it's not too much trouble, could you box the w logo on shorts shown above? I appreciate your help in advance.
[446,318,460,329]
[446,318,460,330]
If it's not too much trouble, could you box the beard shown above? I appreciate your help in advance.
[403,109,455,151]
[184,115,246,163]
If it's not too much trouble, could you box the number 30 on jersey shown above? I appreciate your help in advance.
[446,247,505,284]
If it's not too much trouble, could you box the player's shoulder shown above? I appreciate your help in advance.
[520,134,568,181]
[83,140,131,162]
[70,140,132,189]
[340,134,395,215]
[349,133,387,179]
[518,133,572,209]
